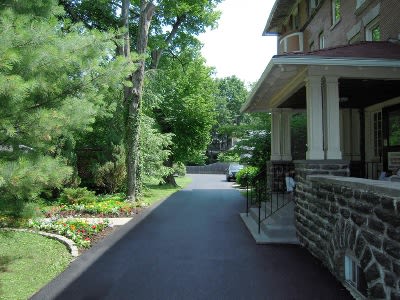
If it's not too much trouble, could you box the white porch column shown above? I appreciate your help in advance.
[270,109,282,161]
[281,109,292,161]
[306,75,324,159]
[324,76,342,159]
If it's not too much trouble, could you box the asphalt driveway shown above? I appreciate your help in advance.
[32,174,352,300]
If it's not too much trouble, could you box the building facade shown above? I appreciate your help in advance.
[241,0,400,298]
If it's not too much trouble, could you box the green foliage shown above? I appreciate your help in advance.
[217,152,240,163]
[291,113,307,160]
[236,166,259,187]
[139,114,174,182]
[42,199,138,218]
[28,218,110,248]
[0,156,72,216]
[58,187,97,205]
[0,2,132,207]
[93,144,127,194]
[0,231,71,300]
[150,51,217,165]
[173,162,186,177]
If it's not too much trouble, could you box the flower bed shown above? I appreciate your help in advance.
[28,218,110,248]
[41,194,149,218]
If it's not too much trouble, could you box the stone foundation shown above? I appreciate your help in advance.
[294,172,400,299]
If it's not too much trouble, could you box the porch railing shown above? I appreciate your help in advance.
[245,164,293,233]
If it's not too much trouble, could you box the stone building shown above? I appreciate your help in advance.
[241,0,400,298]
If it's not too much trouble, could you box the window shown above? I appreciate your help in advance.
[319,32,325,49]
[371,25,381,41]
[332,0,341,24]
[309,0,320,15]
[373,111,382,157]
[344,255,368,297]
[366,19,381,41]
[292,13,299,30]
[388,108,400,146]
[310,41,315,51]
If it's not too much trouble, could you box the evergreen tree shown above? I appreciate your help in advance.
[0,0,131,211]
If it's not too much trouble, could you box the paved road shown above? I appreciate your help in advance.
[32,174,352,300]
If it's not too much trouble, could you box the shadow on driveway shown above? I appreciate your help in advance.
[31,174,352,300]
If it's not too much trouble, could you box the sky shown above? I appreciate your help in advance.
[198,0,277,84]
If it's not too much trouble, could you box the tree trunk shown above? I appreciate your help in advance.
[163,156,177,186]
[122,0,156,201]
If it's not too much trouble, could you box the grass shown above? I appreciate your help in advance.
[141,176,192,205]
[0,231,71,300]
[0,176,192,299]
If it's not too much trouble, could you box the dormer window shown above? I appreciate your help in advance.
[332,0,341,25]
[319,32,325,49]
[366,19,381,41]
[309,0,320,15]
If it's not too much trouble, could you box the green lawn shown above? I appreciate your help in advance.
[0,176,192,299]
[0,231,71,300]
[141,176,192,205]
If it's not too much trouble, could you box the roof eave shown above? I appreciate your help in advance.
[241,56,400,114]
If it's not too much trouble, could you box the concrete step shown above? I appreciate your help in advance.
[248,201,295,227]
[240,213,299,244]
[241,197,298,245]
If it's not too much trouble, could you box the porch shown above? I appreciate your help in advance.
[240,42,400,299]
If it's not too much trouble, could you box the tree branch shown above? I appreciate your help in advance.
[150,14,186,69]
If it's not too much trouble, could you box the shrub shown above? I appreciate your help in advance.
[173,162,186,177]
[93,145,126,194]
[236,166,259,187]
[59,187,97,205]
[217,151,240,163]
[0,157,72,201]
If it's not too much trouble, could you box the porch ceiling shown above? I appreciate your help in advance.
[242,45,400,113]
[277,78,400,110]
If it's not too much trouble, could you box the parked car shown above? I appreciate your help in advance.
[226,164,244,181]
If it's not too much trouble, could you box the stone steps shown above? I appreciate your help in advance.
[240,195,299,245]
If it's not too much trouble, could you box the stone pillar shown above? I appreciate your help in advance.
[281,109,292,161]
[324,76,342,159]
[270,109,282,161]
[306,76,324,159]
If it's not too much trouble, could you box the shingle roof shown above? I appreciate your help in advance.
[274,41,400,60]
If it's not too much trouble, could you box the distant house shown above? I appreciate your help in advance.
[241,1,400,298]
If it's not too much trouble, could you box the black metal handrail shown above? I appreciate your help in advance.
[245,163,294,233]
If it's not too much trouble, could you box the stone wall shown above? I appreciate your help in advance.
[294,171,400,299]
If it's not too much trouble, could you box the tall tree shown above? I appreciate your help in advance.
[0,0,131,210]
[208,76,249,159]
[119,0,155,200]
[147,51,217,184]
[58,0,222,199]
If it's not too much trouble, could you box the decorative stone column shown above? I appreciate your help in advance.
[324,76,342,159]
[306,76,324,159]
[270,109,282,161]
